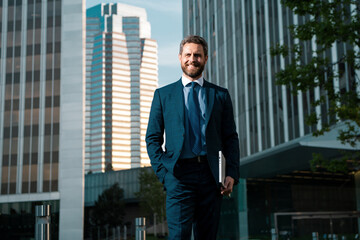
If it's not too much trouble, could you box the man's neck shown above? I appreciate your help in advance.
[182,74,202,81]
[182,74,204,87]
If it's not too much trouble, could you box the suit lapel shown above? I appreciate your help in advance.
[173,79,185,124]
[203,80,215,128]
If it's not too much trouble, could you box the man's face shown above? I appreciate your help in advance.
[178,43,208,80]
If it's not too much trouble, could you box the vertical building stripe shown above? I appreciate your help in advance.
[37,0,48,192]
[193,0,196,34]
[252,0,262,151]
[292,14,305,137]
[231,0,240,136]
[311,33,322,131]
[199,0,203,37]
[277,0,289,142]
[241,0,251,155]
[351,4,360,96]
[16,0,28,193]
[264,0,275,147]
[222,0,228,88]
[214,0,219,85]
[331,41,340,119]
[0,0,7,193]
[206,0,211,79]
[183,0,189,36]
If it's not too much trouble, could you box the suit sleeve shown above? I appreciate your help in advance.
[145,89,167,183]
[221,90,240,184]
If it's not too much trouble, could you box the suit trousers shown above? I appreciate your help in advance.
[164,160,222,240]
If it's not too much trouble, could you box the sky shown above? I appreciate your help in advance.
[86,0,183,87]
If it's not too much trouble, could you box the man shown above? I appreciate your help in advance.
[146,35,239,240]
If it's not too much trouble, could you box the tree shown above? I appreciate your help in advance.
[135,168,166,235]
[105,162,113,172]
[91,183,125,228]
[271,0,360,172]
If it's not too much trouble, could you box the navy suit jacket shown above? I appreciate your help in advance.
[146,79,240,185]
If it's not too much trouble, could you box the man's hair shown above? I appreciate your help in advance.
[179,35,208,57]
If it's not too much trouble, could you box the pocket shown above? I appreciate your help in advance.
[165,151,174,158]
[164,170,168,183]
[162,171,168,191]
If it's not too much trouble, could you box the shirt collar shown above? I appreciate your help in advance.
[181,74,204,87]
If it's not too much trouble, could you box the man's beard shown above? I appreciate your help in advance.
[181,62,205,79]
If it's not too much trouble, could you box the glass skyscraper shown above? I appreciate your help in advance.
[86,3,158,173]
[183,0,360,239]
[0,0,85,239]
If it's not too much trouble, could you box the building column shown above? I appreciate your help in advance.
[354,171,360,233]
[59,0,85,239]
[238,178,249,239]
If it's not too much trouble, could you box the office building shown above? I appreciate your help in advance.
[0,0,85,239]
[85,3,158,173]
[183,0,360,239]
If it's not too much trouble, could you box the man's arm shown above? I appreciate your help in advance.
[146,89,167,183]
[221,90,240,185]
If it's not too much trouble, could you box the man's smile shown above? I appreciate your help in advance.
[186,62,200,68]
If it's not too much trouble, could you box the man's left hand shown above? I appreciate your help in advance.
[221,176,234,196]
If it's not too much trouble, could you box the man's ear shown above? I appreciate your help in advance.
[178,54,182,62]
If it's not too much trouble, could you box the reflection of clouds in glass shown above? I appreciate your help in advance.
[87,0,182,16]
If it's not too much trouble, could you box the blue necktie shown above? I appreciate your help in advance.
[188,82,202,155]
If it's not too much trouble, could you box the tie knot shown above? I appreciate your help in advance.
[188,81,198,89]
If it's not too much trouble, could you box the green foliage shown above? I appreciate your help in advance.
[105,163,113,172]
[310,153,348,173]
[272,0,360,172]
[311,151,360,173]
[91,183,125,227]
[135,168,166,223]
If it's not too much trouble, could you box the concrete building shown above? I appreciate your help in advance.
[0,0,85,239]
[85,3,158,173]
[183,0,360,239]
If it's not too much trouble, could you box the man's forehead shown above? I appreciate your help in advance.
[182,43,204,52]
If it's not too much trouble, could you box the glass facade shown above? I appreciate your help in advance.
[183,0,360,239]
[184,0,358,157]
[2,0,23,195]
[43,0,61,193]
[1,0,61,196]
[0,200,60,239]
[1,0,85,237]
[85,3,158,173]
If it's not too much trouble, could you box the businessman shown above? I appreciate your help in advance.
[146,35,239,240]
